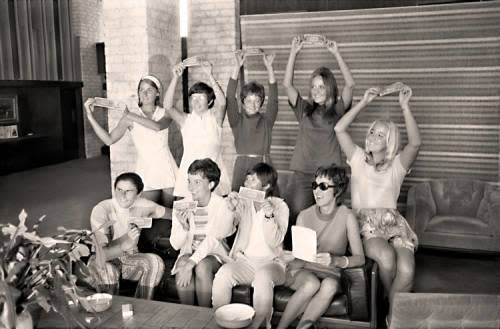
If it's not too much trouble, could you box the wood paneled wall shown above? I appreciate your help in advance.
[240,1,500,208]
[0,0,76,81]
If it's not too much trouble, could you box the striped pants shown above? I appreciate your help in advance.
[89,252,165,300]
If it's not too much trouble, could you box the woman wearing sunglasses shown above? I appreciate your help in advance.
[277,165,364,329]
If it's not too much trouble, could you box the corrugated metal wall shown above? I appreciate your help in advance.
[240,1,500,209]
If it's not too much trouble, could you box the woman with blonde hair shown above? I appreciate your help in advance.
[334,86,421,313]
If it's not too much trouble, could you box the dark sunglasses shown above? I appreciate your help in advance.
[312,182,336,191]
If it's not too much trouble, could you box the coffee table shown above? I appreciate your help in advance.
[37,295,222,328]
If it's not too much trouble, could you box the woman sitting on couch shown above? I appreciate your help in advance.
[277,165,364,329]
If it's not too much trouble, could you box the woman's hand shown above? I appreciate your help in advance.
[362,87,380,104]
[84,98,96,118]
[173,62,184,78]
[399,85,412,110]
[175,209,191,231]
[316,252,332,266]
[175,259,195,287]
[234,50,246,68]
[261,199,275,219]
[121,225,140,251]
[226,192,240,212]
[325,39,339,55]
[201,61,213,76]
[291,36,303,55]
[263,52,275,69]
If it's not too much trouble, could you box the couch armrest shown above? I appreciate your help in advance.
[344,259,376,322]
[406,182,436,233]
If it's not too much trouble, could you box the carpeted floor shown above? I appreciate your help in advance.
[1,157,499,297]
[0,156,111,237]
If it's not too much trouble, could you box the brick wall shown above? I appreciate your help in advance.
[103,0,181,186]
[70,0,107,158]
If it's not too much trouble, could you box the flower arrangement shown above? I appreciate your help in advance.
[0,210,110,329]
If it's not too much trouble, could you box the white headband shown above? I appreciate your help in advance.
[140,75,162,93]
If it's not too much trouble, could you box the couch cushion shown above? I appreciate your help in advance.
[426,215,491,236]
[273,286,348,317]
[430,180,485,218]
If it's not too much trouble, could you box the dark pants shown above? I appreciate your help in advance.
[283,171,315,249]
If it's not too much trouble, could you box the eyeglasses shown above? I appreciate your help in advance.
[312,182,336,191]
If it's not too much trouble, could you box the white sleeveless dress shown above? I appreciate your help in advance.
[129,106,178,191]
[173,110,230,198]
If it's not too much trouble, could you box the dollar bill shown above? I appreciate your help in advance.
[238,186,266,202]
[182,56,204,67]
[243,47,265,56]
[302,34,326,44]
[173,200,198,211]
[129,217,152,229]
[379,82,407,96]
[93,97,121,110]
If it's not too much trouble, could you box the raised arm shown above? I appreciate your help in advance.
[163,63,187,127]
[84,98,130,146]
[282,36,303,107]
[263,53,279,124]
[226,51,245,128]
[325,40,355,112]
[202,61,226,127]
[398,87,421,170]
[334,87,379,161]
[123,107,172,131]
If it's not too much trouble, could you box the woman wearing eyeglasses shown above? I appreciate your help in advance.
[277,165,364,329]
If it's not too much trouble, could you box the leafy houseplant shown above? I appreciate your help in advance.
[0,210,109,329]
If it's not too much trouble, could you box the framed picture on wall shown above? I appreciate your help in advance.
[0,95,19,124]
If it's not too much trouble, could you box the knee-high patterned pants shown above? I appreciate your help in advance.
[88,252,165,300]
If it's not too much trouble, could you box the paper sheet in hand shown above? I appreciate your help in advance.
[129,217,152,229]
[238,187,266,202]
[93,97,121,110]
[292,226,317,262]
[173,200,198,211]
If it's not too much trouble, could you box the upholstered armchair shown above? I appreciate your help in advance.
[406,179,500,252]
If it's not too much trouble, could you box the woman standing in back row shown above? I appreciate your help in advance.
[282,36,355,236]
[85,75,178,207]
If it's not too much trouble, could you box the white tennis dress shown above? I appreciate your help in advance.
[129,106,178,191]
[173,110,230,198]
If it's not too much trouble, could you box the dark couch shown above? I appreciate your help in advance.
[135,218,379,329]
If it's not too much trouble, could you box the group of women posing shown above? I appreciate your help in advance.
[85,35,421,328]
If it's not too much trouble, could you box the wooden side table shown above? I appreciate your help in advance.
[37,295,222,329]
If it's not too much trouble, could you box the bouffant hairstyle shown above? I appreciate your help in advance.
[114,172,144,193]
[314,165,349,200]
[188,82,216,109]
[240,81,265,107]
[187,158,221,191]
[246,162,279,198]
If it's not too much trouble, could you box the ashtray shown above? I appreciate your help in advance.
[214,303,255,329]
[79,293,112,313]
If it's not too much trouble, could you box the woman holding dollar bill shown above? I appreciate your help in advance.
[282,36,355,245]
[84,75,178,207]
[164,60,231,199]
[334,85,421,322]
[212,163,289,329]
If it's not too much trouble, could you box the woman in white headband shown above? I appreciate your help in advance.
[84,74,178,207]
